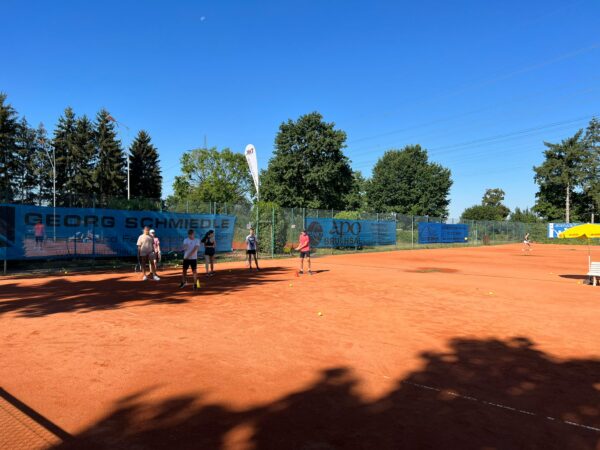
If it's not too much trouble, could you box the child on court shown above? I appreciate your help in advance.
[245,227,260,270]
[137,226,160,281]
[295,229,312,275]
[180,229,200,290]
[150,229,161,270]
[202,230,217,276]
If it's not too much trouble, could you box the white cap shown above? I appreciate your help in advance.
[149,229,156,234]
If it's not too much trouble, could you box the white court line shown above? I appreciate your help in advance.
[401,380,600,433]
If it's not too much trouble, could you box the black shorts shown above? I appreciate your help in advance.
[300,251,311,259]
[205,248,216,257]
[246,249,256,255]
[35,236,44,243]
[183,259,197,271]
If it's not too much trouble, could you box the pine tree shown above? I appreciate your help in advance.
[14,117,40,204]
[129,130,162,199]
[0,93,20,203]
[583,117,600,221]
[94,109,126,203]
[53,107,77,206]
[35,124,55,206]
[71,115,97,205]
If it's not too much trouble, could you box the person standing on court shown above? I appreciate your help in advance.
[137,226,160,281]
[34,219,45,250]
[245,227,260,270]
[296,229,313,275]
[202,230,217,276]
[180,229,200,290]
[150,229,161,271]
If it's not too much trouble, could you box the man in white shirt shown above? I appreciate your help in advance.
[137,226,160,281]
[180,229,200,290]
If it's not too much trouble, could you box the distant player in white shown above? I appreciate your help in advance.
[522,232,532,252]
[180,229,200,290]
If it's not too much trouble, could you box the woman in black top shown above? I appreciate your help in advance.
[202,230,217,276]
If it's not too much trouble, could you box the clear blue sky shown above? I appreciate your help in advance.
[2,0,599,218]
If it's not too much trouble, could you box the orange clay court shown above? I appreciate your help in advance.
[1,244,599,450]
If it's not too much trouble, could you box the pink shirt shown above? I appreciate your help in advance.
[298,234,310,252]
[34,223,45,237]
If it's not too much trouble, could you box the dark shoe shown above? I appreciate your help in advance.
[179,282,186,289]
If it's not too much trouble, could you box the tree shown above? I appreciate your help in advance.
[129,130,162,199]
[343,171,368,211]
[583,117,600,222]
[53,107,77,206]
[461,188,511,221]
[367,145,452,216]
[0,93,20,202]
[71,115,97,205]
[261,112,353,209]
[171,147,252,205]
[533,131,593,222]
[509,207,541,223]
[94,109,126,202]
[14,117,40,204]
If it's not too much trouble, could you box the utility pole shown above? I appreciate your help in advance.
[40,134,56,242]
[127,155,130,200]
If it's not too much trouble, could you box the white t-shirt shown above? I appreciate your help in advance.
[183,238,200,260]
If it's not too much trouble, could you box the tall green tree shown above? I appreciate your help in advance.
[533,130,593,222]
[53,107,77,205]
[343,171,368,211]
[14,117,40,204]
[170,147,252,205]
[367,145,452,216]
[261,112,353,209]
[0,93,20,202]
[583,117,600,222]
[94,109,126,202]
[129,130,162,199]
[461,189,510,221]
[71,115,97,205]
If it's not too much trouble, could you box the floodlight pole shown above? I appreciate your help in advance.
[127,155,130,200]
[41,136,57,242]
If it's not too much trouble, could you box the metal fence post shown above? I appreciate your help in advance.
[271,205,275,258]
[331,209,334,255]
[411,215,414,248]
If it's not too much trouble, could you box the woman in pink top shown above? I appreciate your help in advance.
[295,229,312,275]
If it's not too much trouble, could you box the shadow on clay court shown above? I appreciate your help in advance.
[50,336,600,450]
[559,274,592,280]
[0,267,288,318]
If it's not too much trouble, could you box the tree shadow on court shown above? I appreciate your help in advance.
[0,267,289,318]
[52,336,600,450]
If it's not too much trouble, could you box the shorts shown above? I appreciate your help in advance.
[246,249,256,255]
[183,259,197,271]
[35,236,44,243]
[205,248,216,257]
[140,251,155,260]
[523,240,530,244]
[299,251,311,259]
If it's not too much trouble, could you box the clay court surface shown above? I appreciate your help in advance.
[1,244,599,449]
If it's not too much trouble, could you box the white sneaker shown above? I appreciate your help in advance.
[153,275,160,281]
[142,275,148,281]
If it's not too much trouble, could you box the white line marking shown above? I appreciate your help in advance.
[401,381,600,433]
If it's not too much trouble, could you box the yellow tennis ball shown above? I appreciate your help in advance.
[318,312,323,316]
[289,283,293,287]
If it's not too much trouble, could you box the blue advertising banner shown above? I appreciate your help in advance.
[547,223,580,238]
[304,217,396,248]
[0,204,236,260]
[418,223,469,244]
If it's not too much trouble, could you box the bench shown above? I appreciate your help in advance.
[588,262,600,286]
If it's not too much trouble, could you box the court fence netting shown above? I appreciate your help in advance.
[0,196,584,275]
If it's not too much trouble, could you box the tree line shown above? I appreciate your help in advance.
[0,93,161,207]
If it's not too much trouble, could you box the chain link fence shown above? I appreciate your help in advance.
[0,196,577,274]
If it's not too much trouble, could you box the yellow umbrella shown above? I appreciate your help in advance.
[558,223,600,269]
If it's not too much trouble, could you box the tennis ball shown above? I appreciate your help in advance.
[488,291,494,295]
[318,312,323,316]
[289,283,293,287]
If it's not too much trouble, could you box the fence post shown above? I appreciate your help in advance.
[411,216,414,248]
[331,209,334,255]
[92,197,96,264]
[303,208,306,230]
[271,205,275,258]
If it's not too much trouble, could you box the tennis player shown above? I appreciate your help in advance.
[202,230,217,276]
[34,219,45,250]
[150,229,161,271]
[245,227,260,270]
[137,226,160,281]
[522,232,532,252]
[295,229,313,275]
[180,229,200,290]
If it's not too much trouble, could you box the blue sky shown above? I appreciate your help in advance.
[2,0,599,218]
